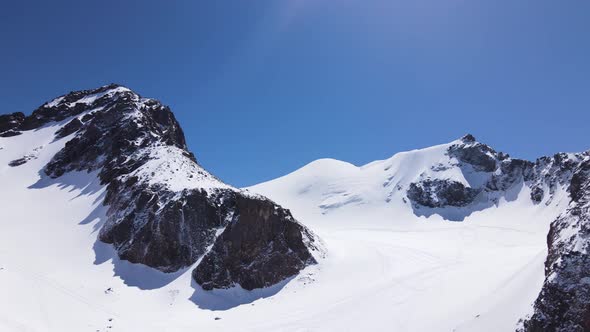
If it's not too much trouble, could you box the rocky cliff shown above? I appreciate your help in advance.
[521,157,590,332]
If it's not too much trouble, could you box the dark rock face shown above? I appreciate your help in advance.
[8,157,29,167]
[522,157,590,332]
[194,195,317,290]
[448,136,501,172]
[487,158,534,192]
[461,133,476,143]
[522,254,590,332]
[530,186,544,204]
[54,118,83,139]
[407,179,480,208]
[570,160,590,202]
[22,84,122,131]
[1,84,130,136]
[406,136,533,213]
[0,112,25,137]
[7,84,319,289]
[99,184,233,272]
[42,85,191,183]
[406,137,577,213]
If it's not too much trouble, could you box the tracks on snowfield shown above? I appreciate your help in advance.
[0,251,121,331]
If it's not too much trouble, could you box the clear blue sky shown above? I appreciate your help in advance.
[1,0,589,187]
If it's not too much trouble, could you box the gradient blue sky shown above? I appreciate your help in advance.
[1,0,588,187]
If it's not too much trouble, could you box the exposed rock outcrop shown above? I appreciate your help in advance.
[0,112,25,137]
[448,134,503,172]
[406,136,530,215]
[194,195,318,290]
[521,157,590,332]
[406,136,576,214]
[407,179,480,208]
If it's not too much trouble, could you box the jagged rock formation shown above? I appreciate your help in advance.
[194,195,318,290]
[521,157,590,332]
[3,84,320,288]
[447,133,505,172]
[407,179,480,208]
[0,112,25,137]
[406,135,531,218]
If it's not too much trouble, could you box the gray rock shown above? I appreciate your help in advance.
[448,136,499,172]
[407,179,480,208]
[193,195,318,290]
[0,112,25,136]
[522,157,590,332]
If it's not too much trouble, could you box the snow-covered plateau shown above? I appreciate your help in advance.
[1,85,588,332]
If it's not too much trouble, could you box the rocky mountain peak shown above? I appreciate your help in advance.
[1,84,138,135]
[2,84,322,290]
[460,133,477,143]
[448,135,509,172]
[36,84,191,184]
[404,136,588,225]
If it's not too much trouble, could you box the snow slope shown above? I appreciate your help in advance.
[248,141,570,332]
[0,115,571,332]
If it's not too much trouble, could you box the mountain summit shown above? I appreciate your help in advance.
[0,84,322,290]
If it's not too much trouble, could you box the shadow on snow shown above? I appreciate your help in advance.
[410,178,525,222]
[93,240,189,290]
[29,169,186,290]
[28,166,294,302]
[188,276,294,311]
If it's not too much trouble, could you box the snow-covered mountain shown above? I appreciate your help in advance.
[1,84,588,332]
[0,85,322,331]
[250,134,590,331]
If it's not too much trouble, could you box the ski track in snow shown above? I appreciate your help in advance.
[0,125,566,331]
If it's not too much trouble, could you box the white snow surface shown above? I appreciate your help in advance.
[119,144,233,193]
[0,125,567,332]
